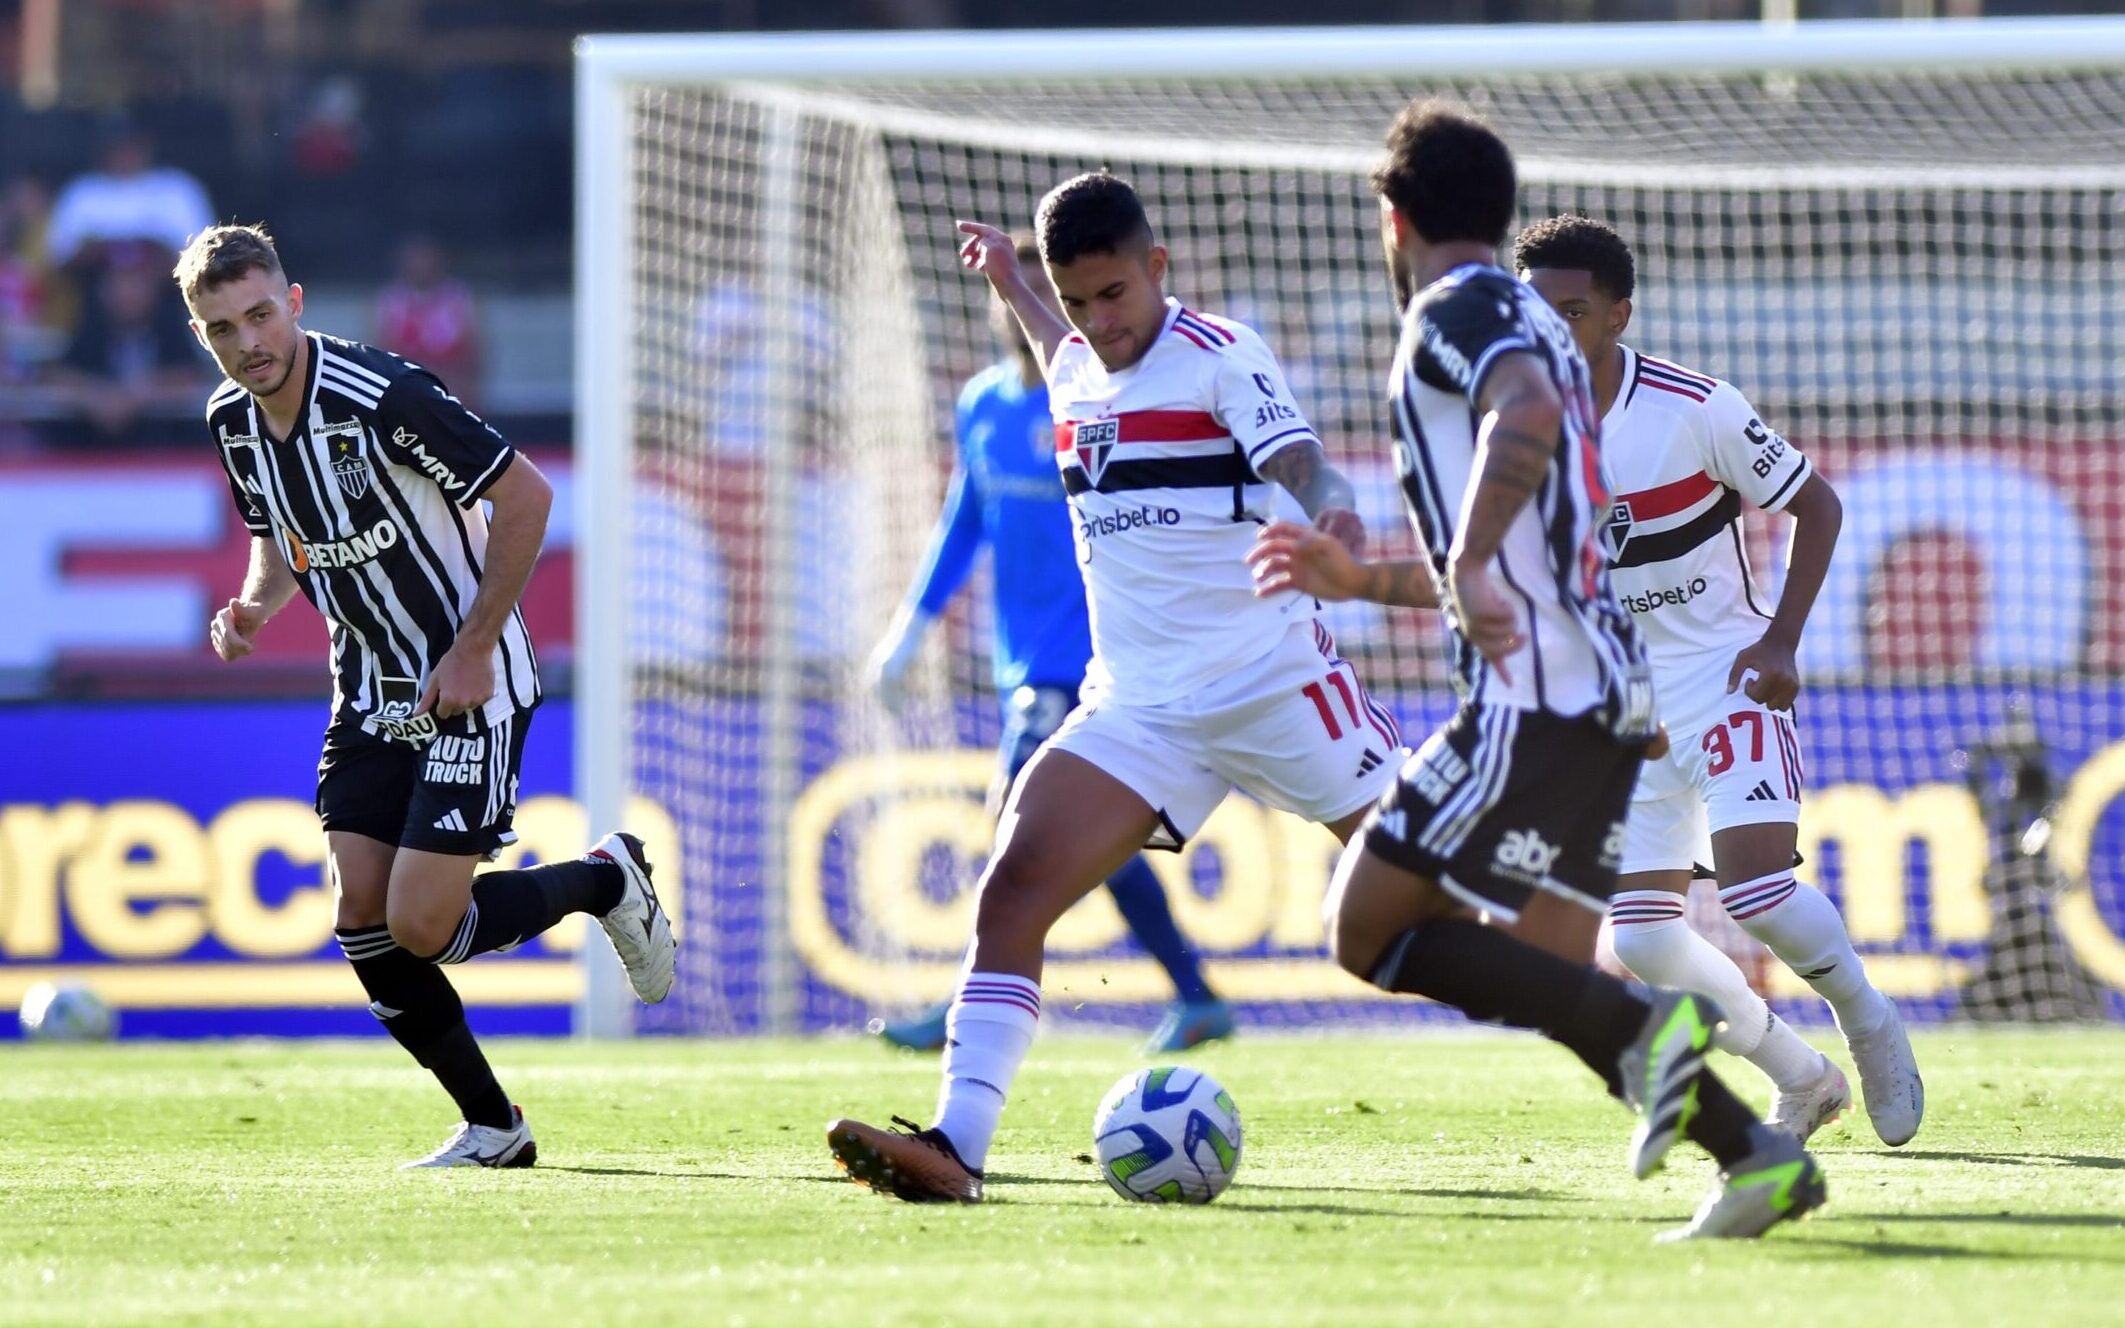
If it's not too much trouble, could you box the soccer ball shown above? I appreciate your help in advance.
[1092,1066,1242,1204]
[18,981,116,1042]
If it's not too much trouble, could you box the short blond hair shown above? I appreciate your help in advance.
[173,223,285,306]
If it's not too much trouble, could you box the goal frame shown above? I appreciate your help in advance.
[571,14,2125,1037]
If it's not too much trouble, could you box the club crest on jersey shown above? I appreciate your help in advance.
[1605,499,1635,561]
[320,421,372,499]
[1076,417,1120,487]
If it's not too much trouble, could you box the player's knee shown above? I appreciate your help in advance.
[335,894,386,931]
[1606,913,1681,980]
[1327,909,1391,983]
[385,896,457,960]
[971,845,1052,946]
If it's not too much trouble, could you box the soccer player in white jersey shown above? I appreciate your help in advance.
[1247,102,1824,1239]
[826,172,1405,1204]
[1514,214,1923,1146]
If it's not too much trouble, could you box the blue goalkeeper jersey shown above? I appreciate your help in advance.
[908,362,1093,696]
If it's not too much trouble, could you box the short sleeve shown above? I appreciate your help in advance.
[376,370,516,508]
[1700,381,1811,512]
[211,423,272,535]
[1209,327,1321,470]
[1420,278,1535,407]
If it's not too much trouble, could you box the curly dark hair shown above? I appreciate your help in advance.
[1513,214,1637,301]
[1370,100,1516,248]
[1035,172,1153,266]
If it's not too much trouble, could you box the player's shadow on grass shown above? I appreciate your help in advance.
[1780,1236,2054,1261]
[1848,1211,2125,1230]
[538,1164,847,1184]
[1889,1149,2125,1172]
[1217,1183,1576,1219]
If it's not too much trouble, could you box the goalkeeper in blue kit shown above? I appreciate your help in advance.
[865,235,1231,1055]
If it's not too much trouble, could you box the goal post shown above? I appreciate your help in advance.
[574,16,2125,1037]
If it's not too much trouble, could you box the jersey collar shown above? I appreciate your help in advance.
[255,330,323,448]
[1603,344,1641,433]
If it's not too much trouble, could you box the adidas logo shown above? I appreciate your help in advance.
[1355,747,1385,778]
[1743,780,1779,803]
[433,808,469,832]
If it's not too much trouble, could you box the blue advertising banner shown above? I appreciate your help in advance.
[5,688,2123,1039]
[0,701,628,1039]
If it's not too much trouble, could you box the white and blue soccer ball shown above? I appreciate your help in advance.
[18,981,116,1042]
[1093,1065,1242,1204]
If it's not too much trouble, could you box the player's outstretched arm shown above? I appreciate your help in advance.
[955,221,1072,373]
[1256,442,1363,554]
[420,454,552,718]
[1729,472,1842,709]
[1447,351,1562,681]
[210,535,299,662]
[1247,521,1438,608]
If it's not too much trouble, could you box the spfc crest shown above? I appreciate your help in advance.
[1604,499,1634,561]
[320,422,372,500]
[1076,417,1120,487]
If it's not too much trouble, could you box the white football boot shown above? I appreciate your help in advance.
[590,832,677,1004]
[1845,1004,1924,1146]
[403,1105,537,1169]
[1769,1056,1851,1143]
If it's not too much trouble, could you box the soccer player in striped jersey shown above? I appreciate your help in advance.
[865,235,1232,1056]
[1514,213,1922,1147]
[828,173,1404,1204]
[1246,102,1824,1239]
[178,224,676,1167]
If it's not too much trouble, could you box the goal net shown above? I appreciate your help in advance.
[576,20,2125,1035]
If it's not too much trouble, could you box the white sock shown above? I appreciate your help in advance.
[1608,891,1770,1058]
[1721,871,1890,1037]
[931,971,1040,1171]
[1607,890,1828,1092]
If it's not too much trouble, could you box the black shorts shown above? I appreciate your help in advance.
[1363,702,1645,923]
[316,706,533,859]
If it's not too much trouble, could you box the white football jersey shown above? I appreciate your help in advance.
[1602,346,1813,663]
[1046,297,1322,706]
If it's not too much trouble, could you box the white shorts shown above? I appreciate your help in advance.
[1620,651,1805,876]
[1047,621,1405,849]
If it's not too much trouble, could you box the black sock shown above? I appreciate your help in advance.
[1369,919,1647,1095]
[337,925,514,1129]
[1369,920,1764,1169]
[426,858,624,965]
[1682,1071,1763,1169]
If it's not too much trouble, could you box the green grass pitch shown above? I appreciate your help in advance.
[2,1030,2120,1326]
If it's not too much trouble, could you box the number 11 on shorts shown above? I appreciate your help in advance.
[1303,673,1361,741]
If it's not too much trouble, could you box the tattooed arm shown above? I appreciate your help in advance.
[1446,353,1563,682]
[1257,441,1364,553]
[1246,521,1439,609]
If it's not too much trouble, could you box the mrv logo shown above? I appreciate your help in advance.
[1620,577,1709,614]
[394,428,465,493]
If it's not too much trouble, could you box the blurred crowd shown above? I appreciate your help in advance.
[0,117,483,453]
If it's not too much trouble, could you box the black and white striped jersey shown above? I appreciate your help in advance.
[207,332,539,740]
[1389,262,1650,733]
